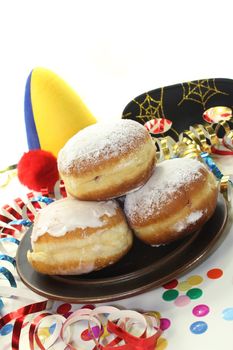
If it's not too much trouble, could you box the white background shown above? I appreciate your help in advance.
[0,0,233,168]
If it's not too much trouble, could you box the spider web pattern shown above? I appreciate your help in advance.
[123,88,179,137]
[178,79,228,109]
[132,88,165,123]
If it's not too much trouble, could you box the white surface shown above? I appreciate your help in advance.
[1,0,233,167]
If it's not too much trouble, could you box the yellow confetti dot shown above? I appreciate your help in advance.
[156,337,168,350]
[145,311,161,319]
[101,325,110,340]
[177,281,190,291]
[38,327,50,339]
[187,275,203,286]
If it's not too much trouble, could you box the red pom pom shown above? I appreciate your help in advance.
[17,150,59,192]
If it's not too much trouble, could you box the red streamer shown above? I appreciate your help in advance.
[0,301,48,330]
[0,301,48,350]
[40,188,49,197]
[60,180,67,198]
[211,145,233,156]
[29,312,51,350]
[0,214,11,224]
[12,316,25,350]
[222,139,233,154]
[104,321,161,350]
[14,198,26,210]
[2,204,22,220]
[0,227,16,236]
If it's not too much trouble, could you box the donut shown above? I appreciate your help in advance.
[124,158,218,245]
[27,197,133,275]
[57,119,156,200]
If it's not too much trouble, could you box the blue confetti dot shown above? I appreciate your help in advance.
[222,308,233,321]
[190,321,208,334]
[0,324,13,336]
[0,299,4,310]
[49,323,56,334]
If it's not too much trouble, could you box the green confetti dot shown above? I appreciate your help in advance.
[186,288,203,299]
[162,289,179,301]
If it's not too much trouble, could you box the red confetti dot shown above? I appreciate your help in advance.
[163,279,178,289]
[81,304,95,310]
[57,303,72,314]
[207,268,223,279]
[81,326,102,341]
[81,328,91,341]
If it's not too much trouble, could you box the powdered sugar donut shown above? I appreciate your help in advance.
[58,119,156,200]
[124,158,218,245]
[27,198,133,275]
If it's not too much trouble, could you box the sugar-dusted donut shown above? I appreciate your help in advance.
[57,119,156,200]
[27,198,133,275]
[124,158,218,245]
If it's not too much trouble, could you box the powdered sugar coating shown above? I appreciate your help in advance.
[58,119,148,174]
[173,210,203,232]
[31,197,118,244]
[124,158,206,222]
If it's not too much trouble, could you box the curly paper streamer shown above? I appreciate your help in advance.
[0,301,49,350]
[0,206,21,234]
[0,213,12,225]
[0,254,16,267]
[33,314,66,350]
[0,226,17,237]
[0,237,20,256]
[201,152,223,179]
[0,301,162,349]
[211,144,233,156]
[2,205,22,221]
[0,180,67,235]
[0,298,4,310]
[152,117,233,160]
[54,180,66,200]
[223,131,233,151]
[0,301,49,330]
[153,137,177,162]
[60,306,161,350]
[0,237,20,246]
[31,196,54,205]
[0,266,17,287]
[8,219,32,227]
[0,201,25,235]
[0,261,18,310]
[0,164,17,189]
[200,152,232,200]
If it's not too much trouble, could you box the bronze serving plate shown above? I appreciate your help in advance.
[16,194,227,303]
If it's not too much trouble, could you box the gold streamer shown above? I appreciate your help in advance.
[0,165,17,189]
[215,120,231,137]
[153,117,233,161]
[151,111,233,201]
[223,130,233,150]
[220,175,232,202]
